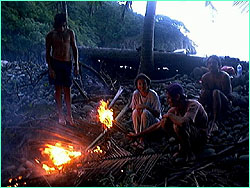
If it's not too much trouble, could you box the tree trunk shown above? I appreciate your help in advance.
[138,1,157,77]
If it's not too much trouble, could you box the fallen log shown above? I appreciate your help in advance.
[79,47,249,79]
[79,47,205,78]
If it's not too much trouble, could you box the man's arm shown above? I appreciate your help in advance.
[199,74,210,105]
[46,33,55,78]
[128,119,162,138]
[221,73,232,96]
[163,104,196,127]
[164,112,189,127]
[70,30,79,74]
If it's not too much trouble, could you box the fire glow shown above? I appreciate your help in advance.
[97,100,113,129]
[93,146,103,153]
[39,143,81,174]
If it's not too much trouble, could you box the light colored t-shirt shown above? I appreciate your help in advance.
[131,89,161,117]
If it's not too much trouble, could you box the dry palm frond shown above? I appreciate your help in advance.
[233,1,249,13]
[205,1,218,12]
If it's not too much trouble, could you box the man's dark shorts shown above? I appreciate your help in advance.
[49,57,72,87]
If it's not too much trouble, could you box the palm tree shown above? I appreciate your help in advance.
[206,1,249,13]
[138,1,157,77]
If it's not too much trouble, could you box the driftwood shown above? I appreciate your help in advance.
[73,79,89,100]
[79,61,110,89]
[79,47,205,77]
[79,47,248,79]
[108,86,124,109]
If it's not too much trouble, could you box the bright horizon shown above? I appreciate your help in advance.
[132,1,249,61]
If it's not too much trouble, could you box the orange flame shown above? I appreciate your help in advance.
[40,143,81,174]
[97,100,113,129]
[93,146,103,153]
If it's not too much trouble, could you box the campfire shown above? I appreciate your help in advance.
[97,100,113,129]
[7,176,26,187]
[37,143,81,174]
[85,100,115,153]
[35,100,113,175]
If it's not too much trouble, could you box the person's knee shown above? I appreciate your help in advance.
[174,123,189,138]
[132,109,140,118]
[212,89,220,98]
[173,124,179,134]
[160,119,167,129]
[141,109,151,119]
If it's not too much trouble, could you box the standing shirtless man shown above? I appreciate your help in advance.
[46,13,79,125]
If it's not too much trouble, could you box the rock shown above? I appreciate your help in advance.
[223,156,235,163]
[89,101,98,107]
[168,137,175,143]
[143,148,155,154]
[233,130,240,135]
[172,145,179,152]
[233,85,243,92]
[220,130,227,137]
[199,148,216,158]
[232,106,241,112]
[239,155,248,162]
[82,105,94,113]
[227,134,233,141]
[233,124,243,130]
[175,157,185,163]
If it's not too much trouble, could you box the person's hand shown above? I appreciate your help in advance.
[127,132,138,139]
[162,113,169,119]
[136,104,147,110]
[74,63,79,75]
[49,68,56,79]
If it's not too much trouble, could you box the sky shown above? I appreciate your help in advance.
[131,1,249,61]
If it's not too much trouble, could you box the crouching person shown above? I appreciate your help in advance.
[128,83,208,161]
[131,73,161,148]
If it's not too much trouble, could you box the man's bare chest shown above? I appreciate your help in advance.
[52,32,70,44]
[208,76,223,89]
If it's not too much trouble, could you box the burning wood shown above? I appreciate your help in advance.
[108,86,124,109]
[85,100,114,152]
[85,87,129,153]
[7,176,27,187]
[97,100,114,129]
[93,146,103,153]
[38,143,81,174]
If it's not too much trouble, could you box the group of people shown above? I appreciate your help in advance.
[128,55,232,161]
[46,13,233,161]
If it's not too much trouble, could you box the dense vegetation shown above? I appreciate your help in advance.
[1,1,196,62]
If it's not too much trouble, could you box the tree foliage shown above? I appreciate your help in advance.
[1,1,196,62]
